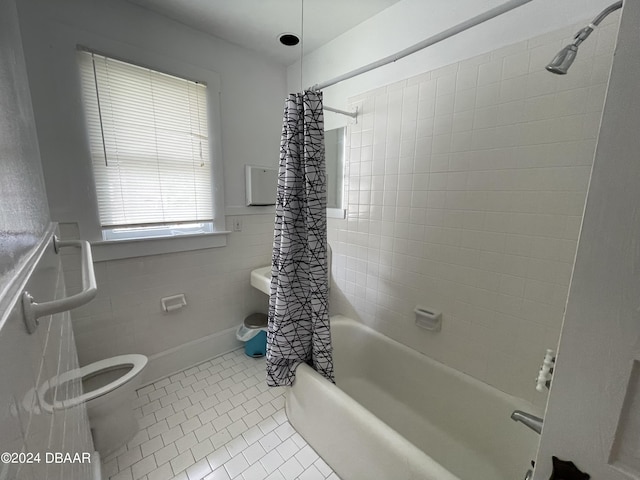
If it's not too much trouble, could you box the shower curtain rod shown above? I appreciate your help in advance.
[324,105,358,119]
[309,0,533,91]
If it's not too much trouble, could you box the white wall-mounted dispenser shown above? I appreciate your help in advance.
[414,307,442,331]
[245,165,277,206]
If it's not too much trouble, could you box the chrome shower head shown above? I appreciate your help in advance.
[546,44,578,75]
[546,25,592,75]
[545,1,622,75]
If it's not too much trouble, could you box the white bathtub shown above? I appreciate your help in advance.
[286,316,541,480]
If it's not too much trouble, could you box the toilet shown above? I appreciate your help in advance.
[73,354,148,457]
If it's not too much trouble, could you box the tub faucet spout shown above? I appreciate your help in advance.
[511,410,543,434]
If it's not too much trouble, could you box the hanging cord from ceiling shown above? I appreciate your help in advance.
[300,0,304,91]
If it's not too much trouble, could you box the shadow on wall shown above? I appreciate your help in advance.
[329,278,359,322]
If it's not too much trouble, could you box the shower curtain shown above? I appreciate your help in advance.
[266,90,334,387]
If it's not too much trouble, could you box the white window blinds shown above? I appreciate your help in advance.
[78,50,213,229]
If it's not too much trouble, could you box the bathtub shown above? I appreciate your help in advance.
[286,316,541,480]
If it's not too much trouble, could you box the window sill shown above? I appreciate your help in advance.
[91,231,231,262]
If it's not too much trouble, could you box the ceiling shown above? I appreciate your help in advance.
[126,0,403,65]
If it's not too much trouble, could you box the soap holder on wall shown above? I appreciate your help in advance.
[414,307,442,332]
[161,294,187,313]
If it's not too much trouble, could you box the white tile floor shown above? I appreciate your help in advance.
[102,350,340,480]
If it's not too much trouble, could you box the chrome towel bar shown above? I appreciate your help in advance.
[22,236,97,334]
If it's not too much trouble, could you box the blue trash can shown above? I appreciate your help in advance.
[237,313,268,358]
[244,330,267,357]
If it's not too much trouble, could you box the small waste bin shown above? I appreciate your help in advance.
[236,313,268,357]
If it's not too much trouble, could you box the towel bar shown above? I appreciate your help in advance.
[22,236,97,334]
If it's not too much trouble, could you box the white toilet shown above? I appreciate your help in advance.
[74,354,148,456]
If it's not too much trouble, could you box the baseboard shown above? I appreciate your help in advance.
[139,326,243,386]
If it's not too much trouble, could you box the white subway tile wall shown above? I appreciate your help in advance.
[0,246,93,480]
[59,214,274,366]
[328,16,619,405]
[103,350,339,480]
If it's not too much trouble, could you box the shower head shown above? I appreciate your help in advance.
[546,44,578,75]
[545,1,622,75]
[545,24,593,75]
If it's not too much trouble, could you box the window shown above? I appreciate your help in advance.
[78,49,214,241]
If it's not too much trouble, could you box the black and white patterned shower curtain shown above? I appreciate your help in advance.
[266,90,334,387]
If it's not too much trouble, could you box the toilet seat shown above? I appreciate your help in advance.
[31,354,147,413]
[74,354,147,405]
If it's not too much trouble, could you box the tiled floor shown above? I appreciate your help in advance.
[102,350,339,480]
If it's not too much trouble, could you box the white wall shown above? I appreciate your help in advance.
[15,0,285,375]
[535,1,640,477]
[0,0,50,299]
[327,16,618,405]
[1,243,95,480]
[17,0,287,232]
[289,0,617,130]
[59,214,273,371]
[0,0,92,474]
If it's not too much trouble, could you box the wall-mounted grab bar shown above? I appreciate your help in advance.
[22,236,97,334]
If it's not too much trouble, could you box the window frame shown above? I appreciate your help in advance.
[78,48,214,235]
[74,43,227,261]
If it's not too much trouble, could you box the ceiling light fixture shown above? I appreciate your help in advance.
[278,33,300,46]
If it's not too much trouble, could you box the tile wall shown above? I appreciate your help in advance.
[0,242,94,480]
[328,16,619,404]
[0,0,93,474]
[61,214,274,368]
